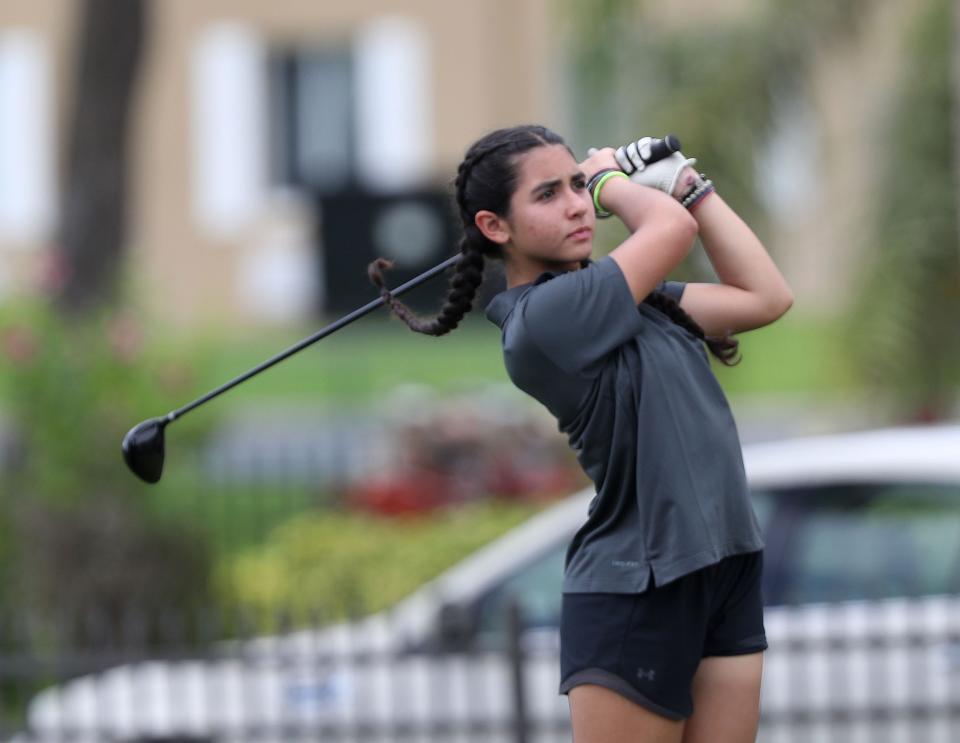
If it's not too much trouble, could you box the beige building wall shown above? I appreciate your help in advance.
[0,0,554,325]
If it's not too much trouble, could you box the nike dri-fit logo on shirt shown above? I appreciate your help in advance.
[612,560,641,569]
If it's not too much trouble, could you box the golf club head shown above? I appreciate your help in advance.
[122,417,167,484]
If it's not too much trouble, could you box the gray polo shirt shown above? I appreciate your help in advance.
[485,256,764,594]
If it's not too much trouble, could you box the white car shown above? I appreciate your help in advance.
[19,424,960,742]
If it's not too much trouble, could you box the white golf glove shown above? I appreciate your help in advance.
[615,137,696,197]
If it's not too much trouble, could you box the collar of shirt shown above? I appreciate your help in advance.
[485,259,593,329]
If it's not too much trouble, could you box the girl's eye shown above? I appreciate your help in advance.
[539,189,555,200]
[572,178,586,190]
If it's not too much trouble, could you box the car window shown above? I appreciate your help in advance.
[774,483,960,605]
[750,489,775,533]
[473,541,568,643]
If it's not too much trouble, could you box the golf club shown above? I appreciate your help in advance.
[122,253,461,483]
[122,135,683,484]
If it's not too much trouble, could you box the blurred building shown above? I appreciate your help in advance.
[0,0,554,325]
[0,0,930,324]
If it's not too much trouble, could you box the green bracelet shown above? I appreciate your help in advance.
[591,170,629,218]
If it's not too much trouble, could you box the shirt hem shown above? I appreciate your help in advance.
[562,538,764,594]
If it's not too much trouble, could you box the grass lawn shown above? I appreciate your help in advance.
[155,311,859,412]
[157,314,512,410]
[713,313,860,396]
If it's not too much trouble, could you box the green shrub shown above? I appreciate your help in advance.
[216,501,542,629]
[0,301,214,643]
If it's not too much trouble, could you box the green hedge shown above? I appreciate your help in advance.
[216,501,542,629]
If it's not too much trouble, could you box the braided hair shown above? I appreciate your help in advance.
[368,124,566,335]
[368,123,740,364]
[644,292,740,366]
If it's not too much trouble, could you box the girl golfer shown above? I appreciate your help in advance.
[369,124,792,743]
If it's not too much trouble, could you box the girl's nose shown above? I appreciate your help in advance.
[567,188,588,217]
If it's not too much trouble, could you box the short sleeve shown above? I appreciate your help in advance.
[518,256,645,376]
[656,280,686,303]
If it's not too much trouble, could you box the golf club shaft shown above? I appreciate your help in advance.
[166,253,463,423]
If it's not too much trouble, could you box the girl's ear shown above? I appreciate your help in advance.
[475,210,511,245]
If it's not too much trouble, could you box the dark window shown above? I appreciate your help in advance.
[269,46,355,193]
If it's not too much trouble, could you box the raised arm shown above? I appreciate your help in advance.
[581,148,699,304]
[676,178,794,336]
[609,138,794,337]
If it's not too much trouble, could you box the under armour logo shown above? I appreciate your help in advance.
[637,668,656,682]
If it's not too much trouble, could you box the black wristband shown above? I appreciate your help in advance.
[586,168,621,195]
[586,168,624,219]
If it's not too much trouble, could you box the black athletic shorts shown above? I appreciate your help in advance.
[559,550,767,721]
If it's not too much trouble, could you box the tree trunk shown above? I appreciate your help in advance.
[953,0,960,270]
[56,0,148,312]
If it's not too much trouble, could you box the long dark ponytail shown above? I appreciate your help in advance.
[643,292,740,366]
[368,124,567,335]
